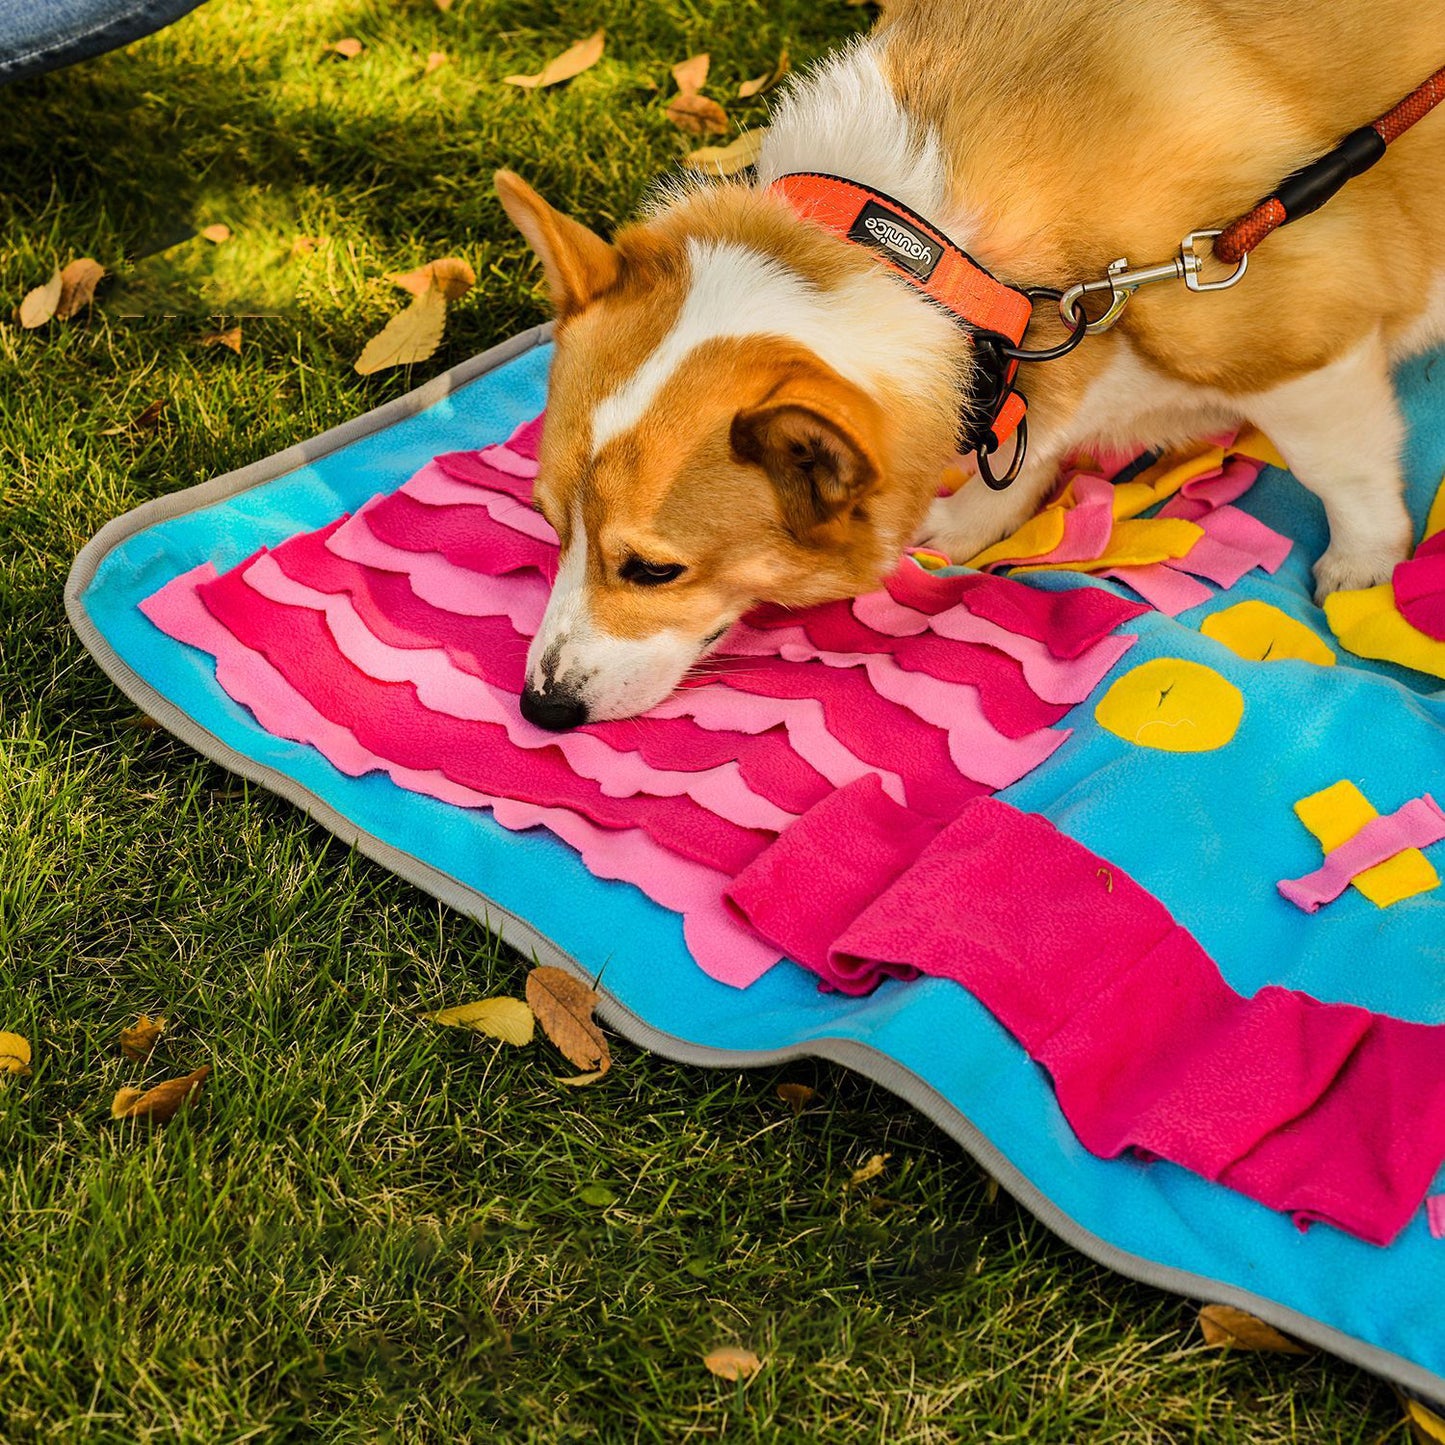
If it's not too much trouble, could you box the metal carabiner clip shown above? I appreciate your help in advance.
[1057,229,1249,336]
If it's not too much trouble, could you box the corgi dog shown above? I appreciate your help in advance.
[496,0,1445,730]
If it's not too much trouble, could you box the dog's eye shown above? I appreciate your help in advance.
[620,556,686,587]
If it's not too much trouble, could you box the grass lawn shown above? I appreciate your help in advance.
[0,1,1414,1439]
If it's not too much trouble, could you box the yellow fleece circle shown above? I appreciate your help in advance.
[1095,658,1244,753]
[1200,600,1336,666]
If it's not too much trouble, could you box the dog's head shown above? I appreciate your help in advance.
[495,170,968,728]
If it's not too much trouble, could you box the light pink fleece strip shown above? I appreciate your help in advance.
[1102,565,1215,616]
[402,464,558,543]
[1429,1195,1445,1240]
[852,590,930,636]
[1278,795,1445,913]
[140,565,779,988]
[1008,472,1119,568]
[242,553,797,833]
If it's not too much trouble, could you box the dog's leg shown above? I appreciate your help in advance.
[913,446,1063,563]
[1245,334,1412,602]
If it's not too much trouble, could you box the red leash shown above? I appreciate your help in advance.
[1215,62,1445,264]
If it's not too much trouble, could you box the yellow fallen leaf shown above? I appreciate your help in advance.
[1406,1396,1445,1444]
[555,1069,608,1087]
[504,29,604,89]
[776,1082,816,1114]
[111,1065,211,1123]
[385,257,475,301]
[0,1032,32,1078]
[667,93,729,136]
[671,53,709,96]
[685,128,766,176]
[200,325,242,354]
[19,267,62,328]
[738,51,789,98]
[354,287,447,375]
[119,1013,166,1061]
[703,1347,762,1381]
[200,224,231,244]
[847,1152,891,1187]
[327,37,363,60]
[56,258,105,320]
[1197,1304,1310,1354]
[424,50,448,76]
[427,996,534,1045]
[525,965,610,1073]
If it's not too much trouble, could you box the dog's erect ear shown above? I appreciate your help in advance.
[494,170,620,318]
[730,371,884,541]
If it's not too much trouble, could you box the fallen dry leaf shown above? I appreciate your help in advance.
[385,256,475,301]
[200,325,242,354]
[503,29,604,89]
[847,1152,892,1187]
[667,93,729,136]
[326,37,363,60]
[102,398,167,435]
[19,268,63,329]
[685,128,766,176]
[738,51,789,98]
[776,1082,816,1114]
[200,224,232,244]
[424,50,448,76]
[427,996,535,1046]
[119,1013,166,1061]
[671,53,709,96]
[56,258,106,320]
[1197,1304,1310,1354]
[354,287,447,375]
[1406,1396,1445,1444]
[111,1065,211,1123]
[290,235,326,258]
[525,965,610,1074]
[703,1347,762,1382]
[434,0,454,9]
[0,1032,32,1078]
[555,1069,608,1087]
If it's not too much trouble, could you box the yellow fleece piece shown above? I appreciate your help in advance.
[1323,583,1445,681]
[966,506,1069,569]
[1425,472,1445,541]
[1293,779,1439,908]
[1014,517,1204,574]
[1110,445,1227,521]
[1200,600,1336,666]
[1095,658,1244,752]
[1230,426,1289,471]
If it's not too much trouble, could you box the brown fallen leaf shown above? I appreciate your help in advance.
[555,1069,608,1087]
[434,0,453,9]
[200,224,232,244]
[525,965,610,1074]
[354,287,447,375]
[123,712,160,730]
[503,29,604,89]
[200,325,242,354]
[385,256,476,301]
[776,1082,816,1114]
[738,51,789,99]
[119,1013,166,1061]
[671,53,709,96]
[0,1032,32,1078]
[685,128,766,176]
[102,398,167,435]
[427,996,534,1045]
[56,258,106,320]
[667,93,729,137]
[19,268,63,329]
[111,1065,211,1123]
[290,235,326,258]
[847,1152,891,1187]
[703,1347,762,1382]
[424,50,448,76]
[1197,1304,1310,1354]
[326,37,363,60]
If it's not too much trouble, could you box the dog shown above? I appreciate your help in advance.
[496,0,1445,730]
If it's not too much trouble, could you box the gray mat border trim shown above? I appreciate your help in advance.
[63,325,1445,1405]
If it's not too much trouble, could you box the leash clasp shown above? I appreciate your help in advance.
[1058,230,1248,336]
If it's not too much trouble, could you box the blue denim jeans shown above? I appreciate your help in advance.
[0,0,208,85]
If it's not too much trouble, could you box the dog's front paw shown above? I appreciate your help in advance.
[1312,538,1410,603]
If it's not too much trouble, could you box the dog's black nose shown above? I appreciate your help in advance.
[520,685,588,731]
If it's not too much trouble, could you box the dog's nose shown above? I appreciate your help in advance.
[520,685,588,731]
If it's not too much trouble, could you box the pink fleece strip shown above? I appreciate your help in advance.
[1278,795,1445,913]
[402,464,559,543]
[1429,1195,1445,1240]
[851,589,931,636]
[364,491,558,577]
[505,412,545,459]
[326,510,549,633]
[1005,472,1118,569]
[242,553,797,833]
[140,565,776,988]
[1103,565,1215,616]
[1392,530,1445,643]
[728,777,1445,1244]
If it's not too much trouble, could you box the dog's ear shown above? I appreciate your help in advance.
[494,170,620,318]
[730,369,884,541]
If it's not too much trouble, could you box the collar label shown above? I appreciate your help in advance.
[847,200,943,280]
